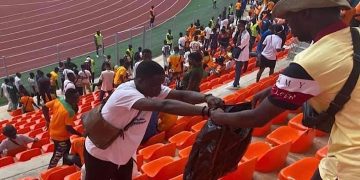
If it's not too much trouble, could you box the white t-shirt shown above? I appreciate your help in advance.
[178,37,187,50]
[133,60,143,78]
[78,70,91,84]
[220,19,229,29]
[63,69,74,80]
[0,135,33,154]
[1,83,8,97]
[204,27,212,39]
[27,78,37,93]
[85,81,171,165]
[190,41,202,53]
[64,80,76,92]
[235,30,250,62]
[261,34,282,61]
[99,70,114,91]
[14,76,22,90]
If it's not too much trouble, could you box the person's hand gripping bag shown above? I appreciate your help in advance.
[184,102,253,180]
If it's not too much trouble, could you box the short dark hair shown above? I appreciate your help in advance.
[65,88,78,100]
[136,61,164,79]
[188,52,203,63]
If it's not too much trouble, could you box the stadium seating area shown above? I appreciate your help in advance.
[0,27,331,180]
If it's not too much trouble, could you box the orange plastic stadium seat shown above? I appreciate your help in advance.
[219,74,231,84]
[79,105,92,114]
[17,127,31,134]
[247,62,256,72]
[6,146,28,157]
[64,171,81,180]
[278,157,320,180]
[168,131,193,149]
[288,113,307,131]
[266,126,315,153]
[27,137,50,149]
[191,120,206,132]
[252,121,272,137]
[315,145,328,160]
[137,154,144,170]
[14,121,26,128]
[247,84,261,97]
[271,111,289,124]
[142,131,165,147]
[15,148,42,161]
[169,174,183,180]
[179,146,192,158]
[133,174,149,180]
[229,71,236,79]
[0,156,15,168]
[234,90,249,102]
[36,131,50,139]
[0,120,9,127]
[139,143,176,161]
[20,121,36,129]
[41,165,77,180]
[209,78,221,89]
[10,109,22,117]
[141,156,174,178]
[42,143,55,153]
[165,122,187,139]
[27,128,44,138]
[200,82,211,92]
[153,157,188,180]
[243,141,292,172]
[185,116,204,130]
[220,158,257,180]
[30,121,46,130]
[223,94,237,105]
[17,177,37,180]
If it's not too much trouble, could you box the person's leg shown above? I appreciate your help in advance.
[84,147,116,180]
[62,140,72,165]
[256,67,265,82]
[242,61,248,73]
[46,90,52,102]
[48,140,69,169]
[233,61,242,87]
[311,168,323,180]
[113,158,134,180]
[61,77,65,92]
[96,45,99,56]
[40,91,46,104]
[269,67,275,76]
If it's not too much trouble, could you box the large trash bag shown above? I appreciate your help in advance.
[184,103,253,180]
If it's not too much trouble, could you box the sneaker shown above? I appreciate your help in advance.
[227,85,241,90]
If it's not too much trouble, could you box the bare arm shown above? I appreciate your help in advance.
[211,98,285,128]
[132,98,208,116]
[42,106,51,128]
[66,125,82,137]
[166,90,207,104]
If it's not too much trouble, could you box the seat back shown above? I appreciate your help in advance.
[185,116,204,131]
[17,127,31,134]
[142,131,165,147]
[191,120,206,132]
[288,113,307,130]
[0,156,15,168]
[28,137,50,149]
[150,143,176,161]
[256,142,292,172]
[278,157,320,180]
[155,157,188,180]
[64,171,81,180]
[27,128,44,138]
[15,148,42,161]
[243,141,272,161]
[180,132,198,149]
[45,165,77,180]
[179,146,192,158]
[6,146,28,157]
[165,122,187,139]
[315,145,328,160]
[221,158,257,180]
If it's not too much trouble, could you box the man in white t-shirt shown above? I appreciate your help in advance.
[220,18,229,29]
[257,24,283,82]
[1,78,12,111]
[63,69,74,80]
[84,61,223,180]
[78,64,92,95]
[133,49,152,78]
[189,36,202,53]
[63,72,76,93]
[231,20,250,89]
[178,32,187,56]
[204,23,213,50]
[14,73,23,91]
[98,63,114,102]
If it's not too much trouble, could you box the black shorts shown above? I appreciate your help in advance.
[150,17,155,23]
[236,10,242,18]
[260,55,276,69]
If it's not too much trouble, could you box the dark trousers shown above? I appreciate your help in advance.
[84,148,133,180]
[311,168,323,180]
[233,61,245,87]
[99,90,113,102]
[61,77,65,92]
[204,39,210,50]
[249,36,256,52]
[40,90,52,104]
[48,139,71,169]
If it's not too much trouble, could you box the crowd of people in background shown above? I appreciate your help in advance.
[2,0,360,179]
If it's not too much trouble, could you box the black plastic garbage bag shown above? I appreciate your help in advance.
[184,103,253,180]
